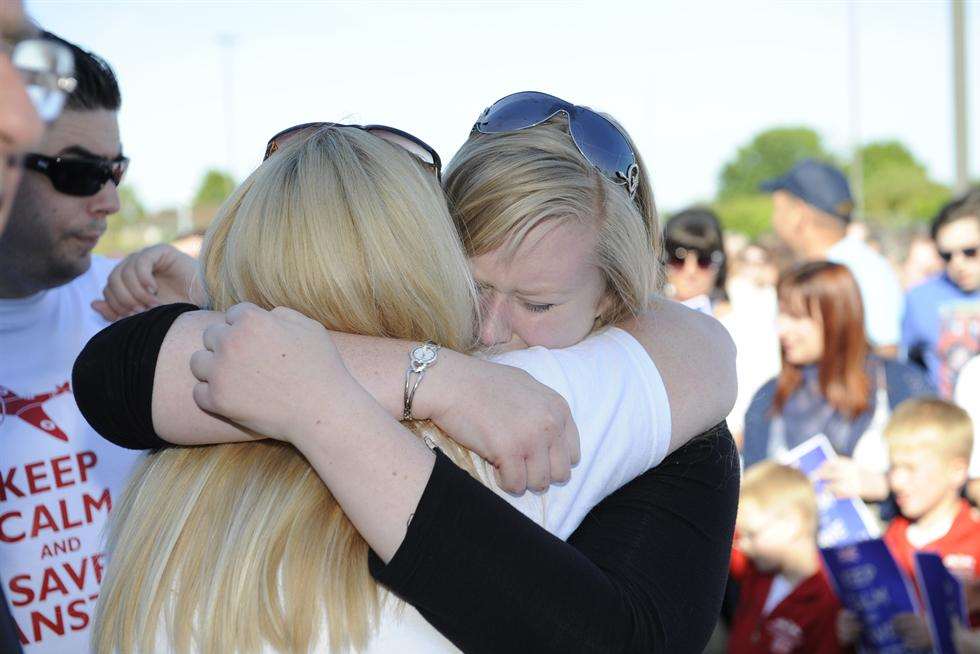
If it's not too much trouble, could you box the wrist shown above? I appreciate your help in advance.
[286,375,377,447]
[410,346,466,423]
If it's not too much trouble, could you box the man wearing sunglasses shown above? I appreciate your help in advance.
[903,189,980,396]
[0,32,139,654]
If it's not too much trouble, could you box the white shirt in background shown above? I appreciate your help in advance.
[955,356,980,478]
[827,235,904,349]
[0,256,141,654]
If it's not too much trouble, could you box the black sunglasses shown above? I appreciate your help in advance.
[938,246,979,263]
[473,91,640,198]
[667,246,724,269]
[263,122,442,179]
[22,153,128,197]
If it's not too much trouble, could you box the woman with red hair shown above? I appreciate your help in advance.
[743,261,932,503]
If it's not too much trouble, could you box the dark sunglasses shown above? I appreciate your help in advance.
[473,91,640,198]
[22,153,128,197]
[938,246,979,263]
[668,246,724,269]
[263,122,442,179]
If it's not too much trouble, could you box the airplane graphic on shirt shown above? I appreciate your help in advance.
[0,382,72,441]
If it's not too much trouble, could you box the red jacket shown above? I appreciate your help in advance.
[728,550,846,654]
[884,499,980,626]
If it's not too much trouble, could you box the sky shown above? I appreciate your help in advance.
[28,0,980,214]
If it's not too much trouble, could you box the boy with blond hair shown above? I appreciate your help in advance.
[729,461,845,653]
[838,397,980,649]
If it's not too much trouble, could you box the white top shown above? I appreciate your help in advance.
[762,574,797,616]
[826,235,904,348]
[0,256,142,654]
[157,326,672,653]
[955,356,980,478]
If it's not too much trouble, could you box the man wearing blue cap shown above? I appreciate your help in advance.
[761,159,904,355]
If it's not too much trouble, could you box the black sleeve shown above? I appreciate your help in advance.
[72,303,199,450]
[0,585,23,654]
[369,423,740,654]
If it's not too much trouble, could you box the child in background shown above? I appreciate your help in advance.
[837,397,979,650]
[729,461,845,654]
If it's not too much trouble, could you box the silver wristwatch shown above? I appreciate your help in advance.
[403,341,440,420]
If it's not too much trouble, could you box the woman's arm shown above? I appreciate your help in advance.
[369,423,740,653]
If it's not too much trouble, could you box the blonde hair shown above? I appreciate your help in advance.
[884,397,974,464]
[93,127,483,654]
[444,113,662,328]
[740,461,818,535]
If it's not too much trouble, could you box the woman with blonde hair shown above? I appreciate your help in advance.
[76,95,738,652]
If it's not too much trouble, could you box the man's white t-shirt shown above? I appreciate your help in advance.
[956,356,980,478]
[0,256,141,654]
[156,325,672,653]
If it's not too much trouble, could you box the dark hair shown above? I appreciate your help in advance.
[664,207,728,302]
[41,31,120,112]
[930,187,980,241]
[773,261,871,418]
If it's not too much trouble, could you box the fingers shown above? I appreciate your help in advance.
[548,439,572,485]
[564,413,581,467]
[494,456,528,496]
[524,445,551,493]
[201,323,230,353]
[91,299,122,322]
[189,349,215,383]
[192,381,217,414]
[225,302,262,325]
[122,258,159,307]
[133,250,159,296]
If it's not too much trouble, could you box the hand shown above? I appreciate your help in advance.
[892,612,932,651]
[190,302,368,443]
[816,456,888,501]
[953,617,980,654]
[92,243,199,321]
[836,609,861,646]
[427,358,581,495]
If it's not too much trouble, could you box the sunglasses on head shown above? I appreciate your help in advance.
[473,91,640,198]
[938,246,979,263]
[22,153,128,197]
[263,122,442,179]
[5,36,78,123]
[667,246,724,269]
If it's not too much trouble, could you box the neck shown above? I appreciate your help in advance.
[0,255,45,298]
[780,540,820,584]
[913,493,962,535]
[802,229,845,260]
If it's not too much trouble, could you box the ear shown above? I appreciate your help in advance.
[595,290,614,320]
[949,456,970,489]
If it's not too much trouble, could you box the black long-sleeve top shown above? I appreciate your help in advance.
[72,304,740,653]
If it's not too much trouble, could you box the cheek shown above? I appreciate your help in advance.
[511,306,595,349]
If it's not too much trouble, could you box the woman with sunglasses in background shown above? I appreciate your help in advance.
[76,94,739,652]
[662,207,729,317]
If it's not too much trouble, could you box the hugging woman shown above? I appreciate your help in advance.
[74,93,740,653]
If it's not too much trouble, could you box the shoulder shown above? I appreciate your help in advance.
[619,297,737,442]
[881,356,934,398]
[905,275,947,305]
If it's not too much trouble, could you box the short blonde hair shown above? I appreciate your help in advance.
[444,113,662,328]
[884,397,974,464]
[740,461,818,535]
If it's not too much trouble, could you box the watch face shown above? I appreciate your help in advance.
[412,344,437,365]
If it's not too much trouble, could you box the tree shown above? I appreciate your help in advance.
[857,141,950,226]
[192,169,236,209]
[718,127,832,200]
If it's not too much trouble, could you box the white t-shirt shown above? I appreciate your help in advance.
[956,356,980,478]
[0,256,141,654]
[157,325,672,653]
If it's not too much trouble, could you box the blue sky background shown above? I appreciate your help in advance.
[28,0,980,214]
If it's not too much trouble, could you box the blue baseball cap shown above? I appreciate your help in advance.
[760,159,854,222]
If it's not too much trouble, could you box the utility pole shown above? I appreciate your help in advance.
[847,1,864,220]
[952,0,970,193]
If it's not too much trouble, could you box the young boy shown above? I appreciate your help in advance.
[729,461,845,654]
[838,397,980,650]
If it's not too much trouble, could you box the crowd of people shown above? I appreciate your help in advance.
[1,5,979,654]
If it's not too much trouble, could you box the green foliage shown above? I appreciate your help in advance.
[856,140,950,227]
[718,127,831,200]
[712,194,773,239]
[116,184,146,223]
[192,169,236,209]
